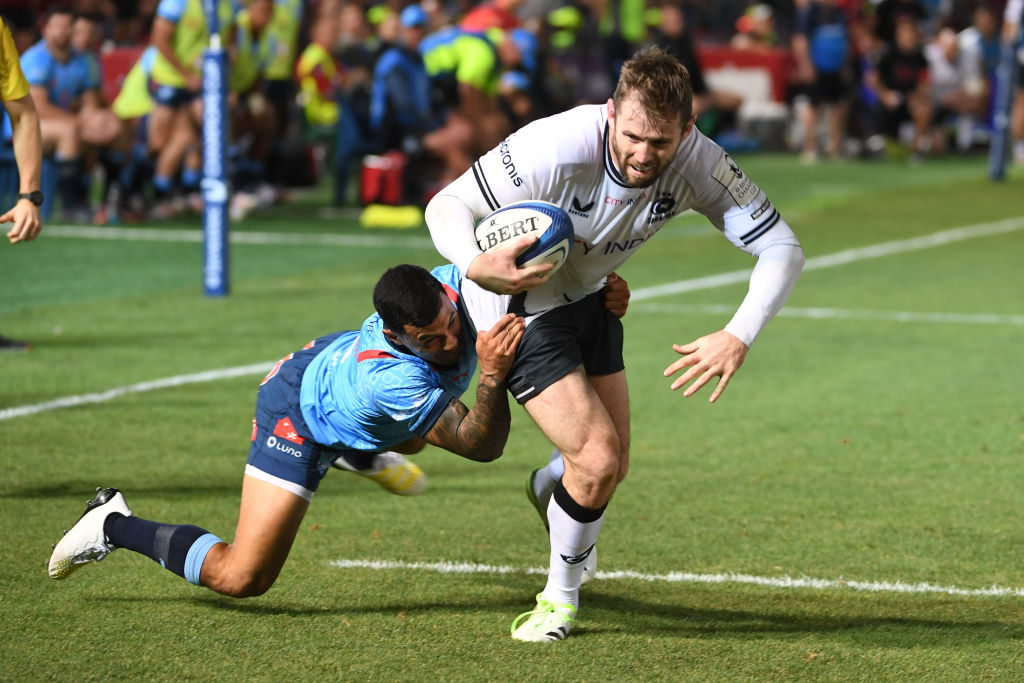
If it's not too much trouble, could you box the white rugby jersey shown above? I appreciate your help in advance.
[429,103,803,345]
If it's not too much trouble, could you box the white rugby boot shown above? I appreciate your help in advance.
[49,487,132,579]
[510,593,577,642]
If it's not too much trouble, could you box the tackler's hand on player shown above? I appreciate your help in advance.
[602,272,630,318]
[663,329,748,403]
[466,235,554,295]
[475,313,526,381]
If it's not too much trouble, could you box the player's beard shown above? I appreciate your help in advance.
[609,136,666,188]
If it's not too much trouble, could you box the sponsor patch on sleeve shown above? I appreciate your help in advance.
[711,151,760,207]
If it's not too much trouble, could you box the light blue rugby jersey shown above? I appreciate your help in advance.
[299,264,477,451]
[20,40,93,109]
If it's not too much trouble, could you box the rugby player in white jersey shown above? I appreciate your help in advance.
[426,47,806,642]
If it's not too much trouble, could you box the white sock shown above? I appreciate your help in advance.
[542,482,604,609]
[531,448,565,505]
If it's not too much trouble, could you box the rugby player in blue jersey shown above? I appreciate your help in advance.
[47,264,530,597]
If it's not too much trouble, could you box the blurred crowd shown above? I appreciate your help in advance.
[2,0,1022,223]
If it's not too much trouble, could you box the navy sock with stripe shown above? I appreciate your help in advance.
[104,514,222,585]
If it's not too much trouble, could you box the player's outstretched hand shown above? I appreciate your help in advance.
[3,201,42,244]
[476,313,526,381]
[466,235,554,295]
[663,329,748,403]
[602,272,630,318]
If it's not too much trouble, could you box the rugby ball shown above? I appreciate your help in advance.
[474,200,574,272]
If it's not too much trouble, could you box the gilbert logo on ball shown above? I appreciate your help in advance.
[474,200,575,272]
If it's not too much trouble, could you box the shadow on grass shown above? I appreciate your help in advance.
[0,481,239,500]
[577,589,1024,645]
[90,587,1024,649]
[92,592,531,619]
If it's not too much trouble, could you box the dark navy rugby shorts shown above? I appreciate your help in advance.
[504,290,624,404]
[246,332,365,501]
[150,79,199,107]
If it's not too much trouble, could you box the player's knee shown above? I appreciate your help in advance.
[616,455,630,484]
[574,432,621,488]
[208,564,277,598]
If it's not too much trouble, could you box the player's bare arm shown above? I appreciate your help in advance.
[663,329,749,403]
[423,313,525,461]
[426,194,551,296]
[151,18,201,90]
[2,95,42,244]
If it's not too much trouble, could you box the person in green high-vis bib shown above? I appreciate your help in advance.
[148,0,235,210]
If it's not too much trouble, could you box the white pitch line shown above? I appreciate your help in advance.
[329,558,1024,598]
[4,216,1023,422]
[0,361,273,421]
[41,224,436,249]
[632,303,1024,326]
[631,215,1024,301]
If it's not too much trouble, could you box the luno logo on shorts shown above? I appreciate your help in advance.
[267,435,304,458]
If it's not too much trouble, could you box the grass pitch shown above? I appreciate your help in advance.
[2,155,1023,681]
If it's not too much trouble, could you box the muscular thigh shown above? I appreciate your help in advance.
[589,370,629,456]
[231,474,309,571]
[523,367,618,468]
[524,368,623,506]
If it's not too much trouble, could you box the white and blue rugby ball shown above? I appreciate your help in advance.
[474,200,574,273]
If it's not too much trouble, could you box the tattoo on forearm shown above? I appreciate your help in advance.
[426,375,511,461]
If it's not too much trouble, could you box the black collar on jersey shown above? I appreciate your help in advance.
[603,122,633,189]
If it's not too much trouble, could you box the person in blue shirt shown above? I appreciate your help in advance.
[47,263,527,598]
[20,5,128,220]
[19,5,94,218]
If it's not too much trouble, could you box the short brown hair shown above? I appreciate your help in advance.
[612,46,693,130]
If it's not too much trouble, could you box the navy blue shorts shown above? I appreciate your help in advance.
[150,79,199,107]
[246,332,366,501]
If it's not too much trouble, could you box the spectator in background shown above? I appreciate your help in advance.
[865,16,932,156]
[544,2,611,108]
[71,11,137,224]
[1004,0,1024,164]
[109,45,158,222]
[496,68,534,130]
[228,0,282,220]
[652,3,742,140]
[295,10,342,132]
[792,0,852,162]
[20,5,118,221]
[295,7,373,206]
[870,0,927,49]
[370,5,437,152]
[731,3,778,53]
[959,5,1000,77]
[1,13,43,350]
[460,0,523,32]
[261,0,305,137]
[147,0,235,217]
[368,5,443,203]
[420,24,536,178]
[925,26,988,153]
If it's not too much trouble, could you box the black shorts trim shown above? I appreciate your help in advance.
[505,290,624,404]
